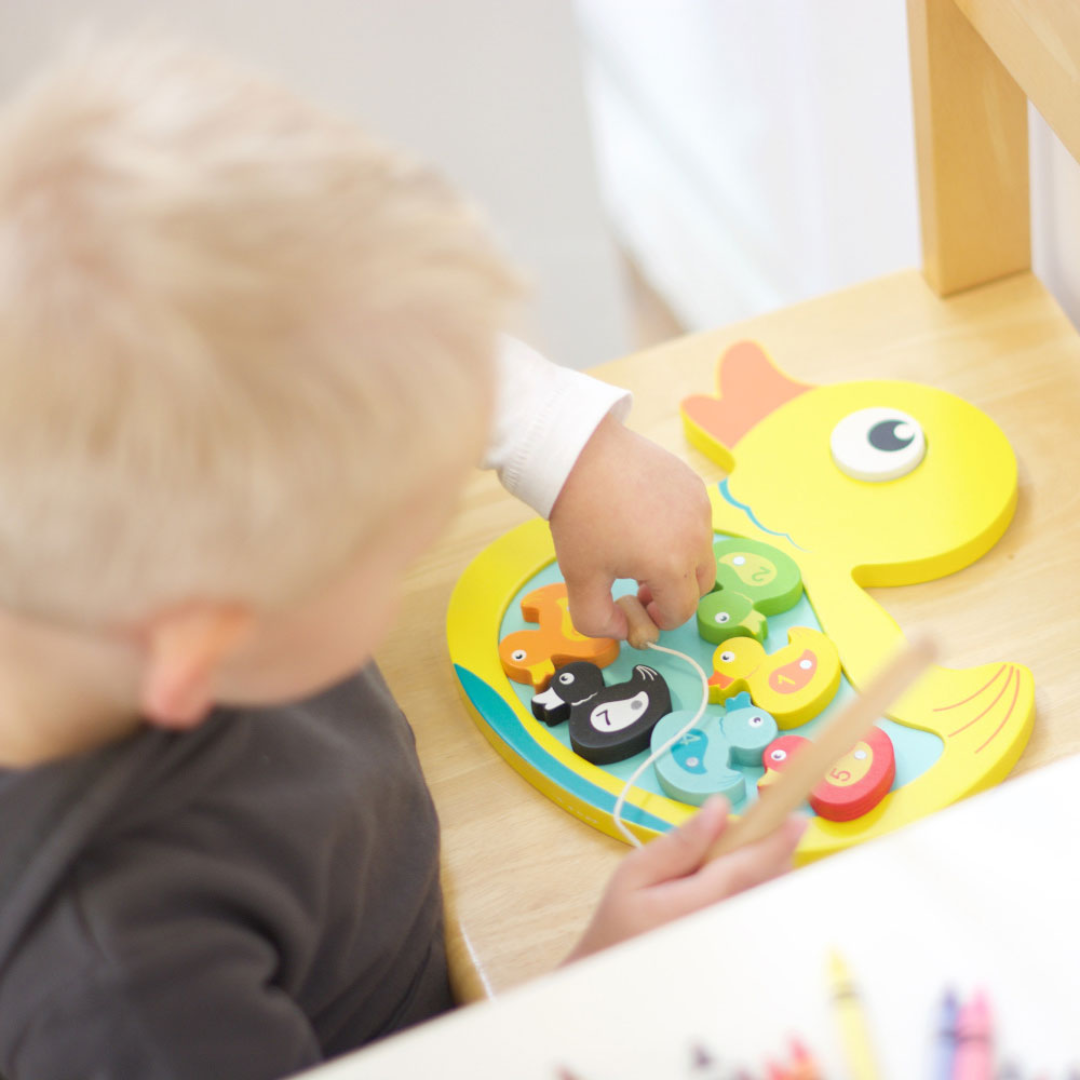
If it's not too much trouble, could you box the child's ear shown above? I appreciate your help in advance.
[139,604,255,730]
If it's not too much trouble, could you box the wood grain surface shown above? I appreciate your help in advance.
[908,0,1030,295]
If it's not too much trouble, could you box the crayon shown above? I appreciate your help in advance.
[952,991,993,1080]
[788,1038,822,1080]
[828,951,881,1080]
[933,989,960,1080]
[689,1042,716,1070]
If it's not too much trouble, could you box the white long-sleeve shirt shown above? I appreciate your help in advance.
[483,337,631,518]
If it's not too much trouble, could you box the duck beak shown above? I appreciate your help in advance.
[757,769,780,789]
[529,662,555,688]
[531,686,561,709]
[707,672,732,689]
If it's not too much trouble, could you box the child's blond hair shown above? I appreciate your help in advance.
[0,40,518,626]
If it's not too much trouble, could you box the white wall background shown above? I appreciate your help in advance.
[1032,111,1080,323]
[0,0,631,369]
[577,0,1080,333]
[1,1,1078,361]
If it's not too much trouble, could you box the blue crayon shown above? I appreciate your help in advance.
[933,988,959,1080]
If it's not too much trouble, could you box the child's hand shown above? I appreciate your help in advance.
[549,415,716,638]
[564,797,806,962]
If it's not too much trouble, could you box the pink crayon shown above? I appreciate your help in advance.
[952,991,993,1080]
[788,1038,822,1080]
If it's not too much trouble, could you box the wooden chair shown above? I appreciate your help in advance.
[378,0,1080,1000]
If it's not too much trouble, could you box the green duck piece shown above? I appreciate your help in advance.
[696,589,767,644]
[696,537,803,645]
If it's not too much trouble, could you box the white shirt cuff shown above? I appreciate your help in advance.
[482,336,632,519]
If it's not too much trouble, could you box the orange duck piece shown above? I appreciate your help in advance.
[499,582,619,690]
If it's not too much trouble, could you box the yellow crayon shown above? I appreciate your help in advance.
[827,951,881,1080]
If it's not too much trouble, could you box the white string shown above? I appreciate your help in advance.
[611,641,711,847]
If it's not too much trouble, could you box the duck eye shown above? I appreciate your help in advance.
[770,748,788,762]
[830,407,926,482]
[720,650,736,663]
[511,649,527,662]
[558,672,575,685]
[714,612,731,624]
[749,715,764,726]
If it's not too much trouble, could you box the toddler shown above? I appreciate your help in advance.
[0,42,804,1079]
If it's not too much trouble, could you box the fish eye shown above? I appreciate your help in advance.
[511,649,527,662]
[558,672,575,685]
[714,612,731,624]
[720,650,736,663]
[770,748,787,762]
[830,407,926,482]
[749,715,764,726]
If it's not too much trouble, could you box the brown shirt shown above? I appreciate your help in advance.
[0,665,451,1079]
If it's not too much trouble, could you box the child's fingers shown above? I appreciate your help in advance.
[696,542,717,596]
[616,796,730,890]
[643,569,704,631]
[564,572,626,639]
[660,814,806,914]
[636,550,712,631]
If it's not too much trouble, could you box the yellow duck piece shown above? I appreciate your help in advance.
[707,627,842,729]
[681,341,1034,855]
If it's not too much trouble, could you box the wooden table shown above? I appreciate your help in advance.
[375,268,1080,999]
[307,755,1080,1079]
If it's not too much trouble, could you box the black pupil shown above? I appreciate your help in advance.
[868,419,914,452]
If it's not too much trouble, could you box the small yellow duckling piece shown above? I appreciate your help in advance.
[707,626,841,729]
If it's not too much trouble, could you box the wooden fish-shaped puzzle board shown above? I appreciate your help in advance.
[447,342,1034,861]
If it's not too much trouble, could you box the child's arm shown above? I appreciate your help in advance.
[549,411,715,636]
[483,338,715,637]
[565,797,806,961]
[485,346,798,954]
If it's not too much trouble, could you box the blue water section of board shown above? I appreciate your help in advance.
[498,546,943,815]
